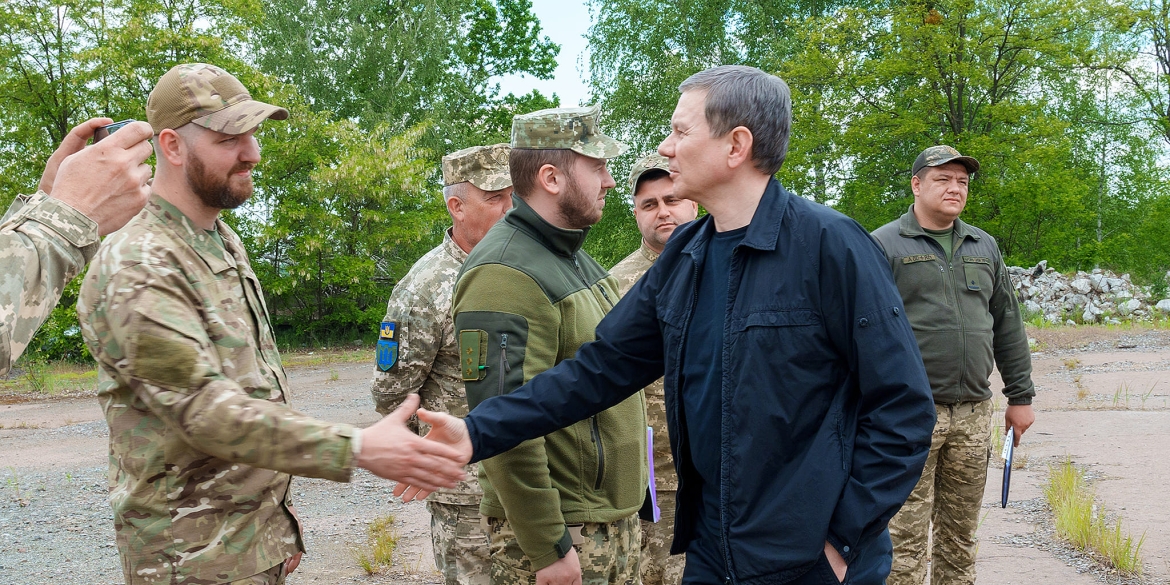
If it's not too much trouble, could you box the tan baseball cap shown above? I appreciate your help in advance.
[628,152,670,192]
[511,104,627,159]
[146,63,289,135]
[442,144,512,190]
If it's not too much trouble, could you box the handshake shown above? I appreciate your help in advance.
[359,394,474,501]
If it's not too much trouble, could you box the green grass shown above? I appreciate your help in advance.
[280,348,371,369]
[1045,459,1145,576]
[349,514,399,575]
[0,361,97,396]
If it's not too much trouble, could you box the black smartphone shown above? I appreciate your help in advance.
[93,119,136,143]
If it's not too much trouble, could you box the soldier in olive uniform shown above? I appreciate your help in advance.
[451,105,648,585]
[370,143,513,585]
[0,118,153,374]
[77,63,465,585]
[609,152,697,585]
[872,146,1036,585]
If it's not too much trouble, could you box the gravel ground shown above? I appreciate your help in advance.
[1,328,1168,584]
[0,363,443,584]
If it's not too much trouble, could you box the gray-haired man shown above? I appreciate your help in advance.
[406,65,935,585]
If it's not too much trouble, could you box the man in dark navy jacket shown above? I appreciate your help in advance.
[403,65,936,585]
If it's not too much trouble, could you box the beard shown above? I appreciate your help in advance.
[557,177,604,229]
[186,153,253,210]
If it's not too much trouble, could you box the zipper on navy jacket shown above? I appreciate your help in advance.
[589,415,605,489]
[498,333,510,395]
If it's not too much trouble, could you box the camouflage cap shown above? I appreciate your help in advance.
[146,63,289,135]
[628,152,671,192]
[511,104,628,160]
[912,145,980,176]
[442,143,512,190]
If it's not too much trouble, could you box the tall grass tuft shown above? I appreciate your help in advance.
[350,514,399,575]
[1044,459,1144,576]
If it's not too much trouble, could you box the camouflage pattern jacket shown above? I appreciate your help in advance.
[609,241,677,492]
[77,194,357,585]
[0,191,98,374]
[370,228,481,505]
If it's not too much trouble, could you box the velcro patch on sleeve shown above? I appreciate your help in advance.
[902,254,938,264]
[379,321,396,340]
[135,334,198,388]
[376,321,399,372]
[459,329,487,381]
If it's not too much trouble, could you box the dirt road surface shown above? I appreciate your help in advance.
[1,327,1167,584]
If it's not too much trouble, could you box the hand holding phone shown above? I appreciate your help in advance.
[93,119,137,143]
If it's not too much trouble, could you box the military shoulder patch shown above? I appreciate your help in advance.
[459,329,488,381]
[376,321,399,372]
[903,254,938,264]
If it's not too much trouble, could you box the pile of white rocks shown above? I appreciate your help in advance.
[1008,261,1170,325]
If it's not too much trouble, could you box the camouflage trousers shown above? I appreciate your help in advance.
[640,490,685,585]
[888,400,992,585]
[224,561,285,584]
[428,501,491,585]
[487,514,640,585]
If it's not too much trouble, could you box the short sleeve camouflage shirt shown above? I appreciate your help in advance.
[370,229,481,504]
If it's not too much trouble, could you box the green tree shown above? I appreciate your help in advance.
[776,0,1166,273]
[254,0,560,150]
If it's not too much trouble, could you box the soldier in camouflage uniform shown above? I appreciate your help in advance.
[451,105,647,585]
[0,118,153,374]
[370,143,513,585]
[77,63,466,585]
[609,152,696,585]
[872,146,1037,585]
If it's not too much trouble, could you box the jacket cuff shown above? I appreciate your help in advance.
[14,192,100,250]
[1006,396,1033,406]
[527,528,573,571]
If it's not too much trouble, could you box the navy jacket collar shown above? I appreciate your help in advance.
[682,177,789,257]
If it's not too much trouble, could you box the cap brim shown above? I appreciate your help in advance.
[572,135,629,160]
[191,100,289,135]
[628,166,670,191]
[468,175,513,191]
[952,156,980,174]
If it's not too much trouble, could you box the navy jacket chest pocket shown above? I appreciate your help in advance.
[730,309,828,369]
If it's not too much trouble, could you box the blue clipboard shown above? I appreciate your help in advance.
[1000,426,1014,508]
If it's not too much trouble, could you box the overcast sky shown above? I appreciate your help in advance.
[495,0,593,107]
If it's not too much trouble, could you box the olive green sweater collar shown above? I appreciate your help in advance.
[898,204,982,242]
[504,194,590,256]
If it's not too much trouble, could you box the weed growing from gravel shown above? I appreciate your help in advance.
[7,466,28,507]
[1112,383,1132,408]
[1045,459,1145,576]
[350,514,399,575]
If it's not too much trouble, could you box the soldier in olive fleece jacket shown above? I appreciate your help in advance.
[452,192,648,573]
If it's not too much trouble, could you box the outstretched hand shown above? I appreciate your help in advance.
[356,394,468,493]
[392,408,473,502]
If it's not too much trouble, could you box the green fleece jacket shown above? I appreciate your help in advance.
[872,206,1035,406]
[451,195,648,570]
